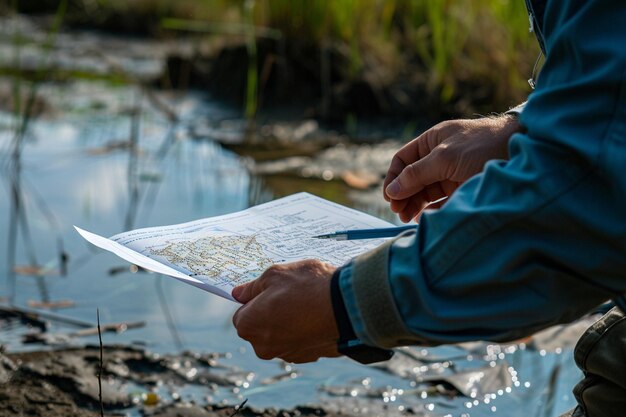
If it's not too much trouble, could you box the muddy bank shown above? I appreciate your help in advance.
[192,38,441,123]
[0,345,362,417]
[1,346,131,416]
[0,310,598,417]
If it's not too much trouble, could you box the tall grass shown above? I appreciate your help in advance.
[4,0,68,306]
[254,0,536,110]
[243,0,258,120]
[16,0,539,112]
[253,0,537,107]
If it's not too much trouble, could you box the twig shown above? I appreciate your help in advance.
[70,321,146,337]
[27,299,74,310]
[142,87,179,123]
[228,398,248,417]
[97,309,104,417]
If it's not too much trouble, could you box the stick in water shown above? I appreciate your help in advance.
[97,308,104,417]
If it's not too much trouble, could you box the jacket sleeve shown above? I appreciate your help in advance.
[338,0,626,348]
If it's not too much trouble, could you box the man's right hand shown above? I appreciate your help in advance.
[384,116,523,222]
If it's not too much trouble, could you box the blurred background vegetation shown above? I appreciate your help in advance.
[4,0,539,124]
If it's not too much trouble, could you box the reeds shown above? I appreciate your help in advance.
[4,0,68,306]
[254,0,537,106]
[12,0,539,113]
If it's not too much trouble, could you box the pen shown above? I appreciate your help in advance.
[313,225,417,240]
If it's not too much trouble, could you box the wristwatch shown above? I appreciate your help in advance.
[330,269,394,364]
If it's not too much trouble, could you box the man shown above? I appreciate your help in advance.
[232,1,626,415]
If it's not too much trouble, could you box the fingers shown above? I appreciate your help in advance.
[389,196,410,214]
[279,341,340,364]
[232,295,267,347]
[414,197,448,222]
[399,183,456,221]
[441,180,460,197]
[385,152,449,200]
[383,126,443,202]
[232,280,261,304]
[384,154,411,202]
[232,264,280,303]
[398,198,424,223]
[389,182,447,219]
[232,260,338,364]
[250,338,339,364]
[231,304,245,328]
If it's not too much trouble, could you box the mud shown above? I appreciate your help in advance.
[0,345,358,417]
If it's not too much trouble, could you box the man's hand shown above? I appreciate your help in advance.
[384,116,523,222]
[232,260,341,363]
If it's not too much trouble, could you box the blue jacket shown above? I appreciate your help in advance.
[337,0,626,347]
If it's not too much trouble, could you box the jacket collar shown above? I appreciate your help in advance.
[525,0,547,54]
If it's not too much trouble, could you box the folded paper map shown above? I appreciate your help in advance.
[75,193,394,301]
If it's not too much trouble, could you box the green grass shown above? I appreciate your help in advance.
[253,0,537,106]
[12,0,539,114]
[177,0,537,111]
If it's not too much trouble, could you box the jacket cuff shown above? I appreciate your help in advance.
[338,238,412,348]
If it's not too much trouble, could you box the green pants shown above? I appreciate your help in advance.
[560,307,626,417]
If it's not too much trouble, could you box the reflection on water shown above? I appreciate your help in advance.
[0,80,582,416]
[0,80,246,346]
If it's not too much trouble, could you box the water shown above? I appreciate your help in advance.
[0,79,583,416]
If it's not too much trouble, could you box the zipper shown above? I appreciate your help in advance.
[524,0,546,89]
[524,0,546,54]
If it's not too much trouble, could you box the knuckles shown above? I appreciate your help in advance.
[234,316,274,350]
[258,264,285,286]
[403,162,422,183]
[432,144,457,166]
[298,259,323,271]
[234,317,251,340]
[248,335,279,360]
[261,265,281,278]
[389,154,405,169]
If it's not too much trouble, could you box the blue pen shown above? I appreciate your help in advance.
[313,225,417,240]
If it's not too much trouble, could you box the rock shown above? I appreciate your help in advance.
[0,352,18,384]
[191,119,345,161]
[251,141,401,189]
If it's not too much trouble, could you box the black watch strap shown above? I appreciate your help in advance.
[330,269,394,364]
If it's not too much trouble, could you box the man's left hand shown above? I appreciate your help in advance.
[232,260,341,363]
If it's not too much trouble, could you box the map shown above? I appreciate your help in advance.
[75,193,396,301]
[146,235,275,287]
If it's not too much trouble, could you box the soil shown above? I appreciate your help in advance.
[0,345,357,417]
[0,348,112,416]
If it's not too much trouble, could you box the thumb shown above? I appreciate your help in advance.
[385,154,447,200]
[232,276,265,304]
